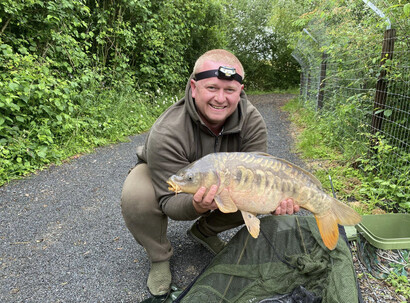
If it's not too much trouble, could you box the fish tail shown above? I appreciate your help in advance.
[315,197,361,250]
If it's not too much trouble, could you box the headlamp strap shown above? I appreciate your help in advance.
[195,66,243,84]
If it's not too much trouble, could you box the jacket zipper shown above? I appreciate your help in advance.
[214,127,224,152]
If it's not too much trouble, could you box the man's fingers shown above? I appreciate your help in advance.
[203,185,218,206]
[294,204,300,212]
[280,200,287,215]
[193,186,206,203]
[209,185,218,196]
[193,185,219,209]
[273,198,299,215]
[274,200,286,215]
[286,198,294,215]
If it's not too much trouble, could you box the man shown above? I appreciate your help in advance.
[121,49,299,296]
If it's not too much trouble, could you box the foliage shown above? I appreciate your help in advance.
[0,40,176,185]
[270,0,318,46]
[283,97,410,214]
[386,272,410,300]
[224,0,300,90]
[0,0,306,185]
[183,0,230,71]
[287,0,409,217]
[0,0,226,185]
[355,135,410,212]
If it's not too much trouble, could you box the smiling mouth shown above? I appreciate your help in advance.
[210,104,227,110]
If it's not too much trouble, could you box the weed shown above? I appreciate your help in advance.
[386,272,410,300]
[282,97,409,214]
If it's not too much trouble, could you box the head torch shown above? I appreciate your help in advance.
[195,66,243,84]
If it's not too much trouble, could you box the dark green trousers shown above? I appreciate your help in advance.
[121,163,244,262]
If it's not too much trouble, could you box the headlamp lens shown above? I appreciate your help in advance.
[218,66,236,78]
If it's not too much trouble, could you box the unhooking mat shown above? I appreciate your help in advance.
[176,215,359,303]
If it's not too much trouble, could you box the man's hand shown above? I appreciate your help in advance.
[273,198,299,215]
[192,185,219,213]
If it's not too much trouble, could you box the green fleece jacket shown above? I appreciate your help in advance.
[137,76,267,220]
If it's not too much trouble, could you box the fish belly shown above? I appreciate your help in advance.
[229,191,279,214]
[227,169,297,214]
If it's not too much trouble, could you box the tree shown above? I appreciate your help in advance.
[223,0,303,89]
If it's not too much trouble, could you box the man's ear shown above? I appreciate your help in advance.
[190,79,197,98]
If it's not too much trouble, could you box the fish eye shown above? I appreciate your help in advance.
[187,173,194,181]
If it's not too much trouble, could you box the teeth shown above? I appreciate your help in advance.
[211,105,225,109]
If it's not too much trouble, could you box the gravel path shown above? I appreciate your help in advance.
[0,93,395,302]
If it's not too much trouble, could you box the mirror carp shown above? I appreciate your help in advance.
[167,152,361,250]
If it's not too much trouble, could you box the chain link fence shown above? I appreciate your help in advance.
[292,0,409,209]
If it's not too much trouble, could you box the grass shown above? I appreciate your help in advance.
[281,96,409,215]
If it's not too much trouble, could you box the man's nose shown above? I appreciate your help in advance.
[214,89,225,102]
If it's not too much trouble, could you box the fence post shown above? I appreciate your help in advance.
[317,52,328,109]
[307,71,312,101]
[370,28,396,136]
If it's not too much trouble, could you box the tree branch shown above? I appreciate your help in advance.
[0,17,11,36]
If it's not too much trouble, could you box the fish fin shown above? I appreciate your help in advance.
[315,198,361,250]
[331,197,362,226]
[315,213,339,250]
[241,211,260,238]
[250,151,273,157]
[214,190,238,213]
[276,158,323,188]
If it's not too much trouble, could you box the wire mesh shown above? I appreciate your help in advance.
[292,0,409,209]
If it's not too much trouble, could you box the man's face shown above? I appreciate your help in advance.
[190,60,244,134]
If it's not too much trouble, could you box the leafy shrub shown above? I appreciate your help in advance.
[0,42,177,185]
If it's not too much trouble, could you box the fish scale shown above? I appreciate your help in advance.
[230,157,296,204]
[167,152,361,250]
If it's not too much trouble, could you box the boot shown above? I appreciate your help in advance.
[147,260,171,296]
[187,221,226,255]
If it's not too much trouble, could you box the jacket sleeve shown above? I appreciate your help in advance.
[240,101,268,153]
[145,123,203,221]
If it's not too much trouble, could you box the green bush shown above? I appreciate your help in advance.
[0,42,177,185]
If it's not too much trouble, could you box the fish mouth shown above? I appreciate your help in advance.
[167,180,182,194]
